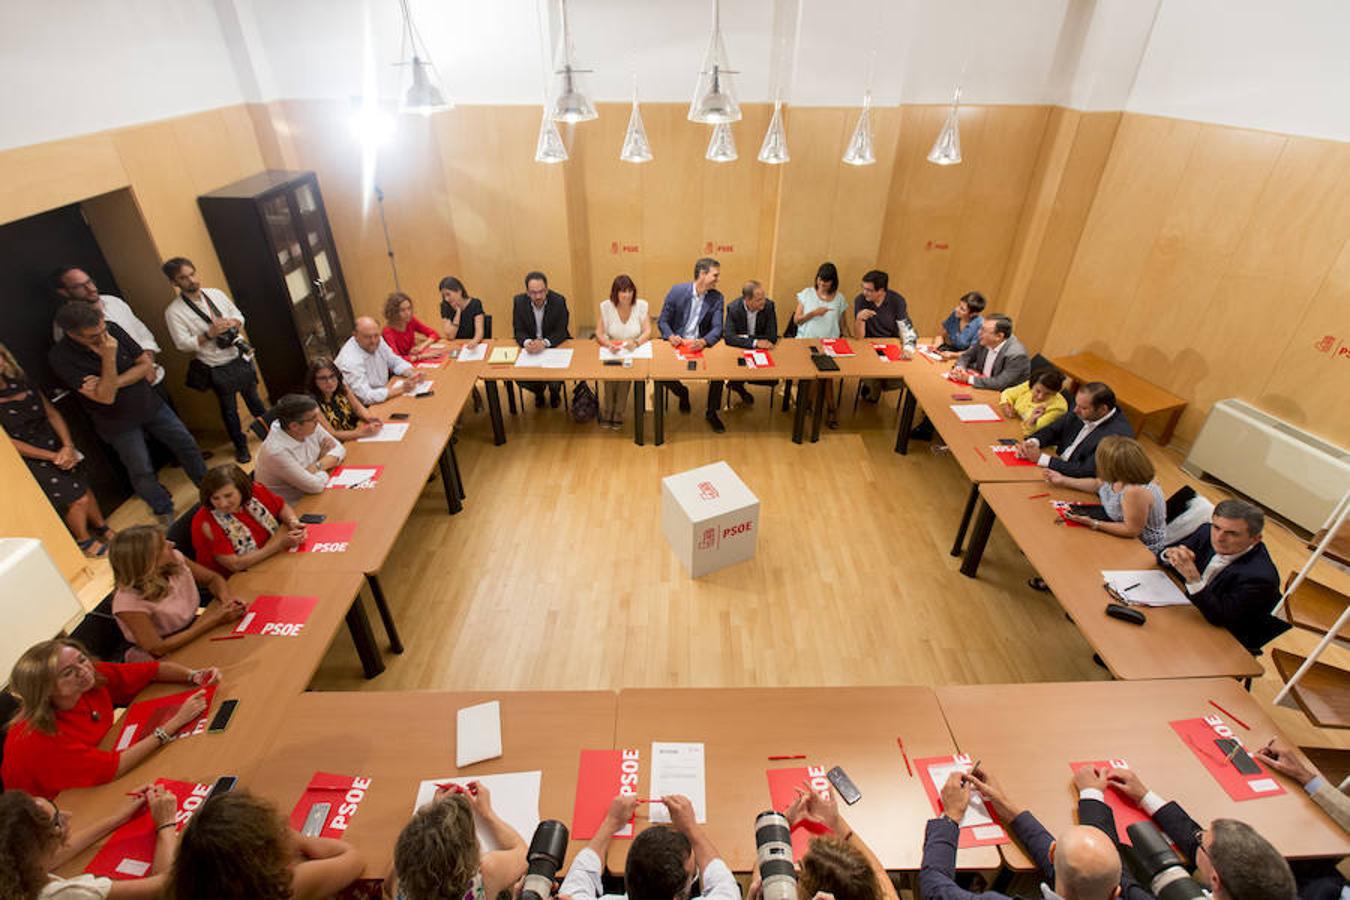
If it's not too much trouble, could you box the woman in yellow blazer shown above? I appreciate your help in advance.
[999,369,1068,436]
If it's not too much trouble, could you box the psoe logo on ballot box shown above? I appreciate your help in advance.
[661,461,760,578]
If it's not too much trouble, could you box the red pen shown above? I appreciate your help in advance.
[768,754,806,761]
[896,738,913,777]
[210,634,245,641]
[1208,700,1251,731]
[636,798,665,803]
[1026,492,1049,500]
[972,445,987,461]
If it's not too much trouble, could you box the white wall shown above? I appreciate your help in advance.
[0,0,247,151]
[1126,0,1350,141]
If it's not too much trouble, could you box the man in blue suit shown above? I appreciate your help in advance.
[657,257,727,432]
[1159,498,1284,652]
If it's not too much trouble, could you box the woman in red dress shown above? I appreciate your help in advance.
[382,291,441,361]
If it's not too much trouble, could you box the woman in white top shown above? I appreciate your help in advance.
[595,275,651,429]
[253,394,346,505]
[0,784,179,899]
[794,262,848,427]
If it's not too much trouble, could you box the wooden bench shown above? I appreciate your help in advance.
[1051,351,1188,445]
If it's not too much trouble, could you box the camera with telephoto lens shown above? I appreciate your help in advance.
[755,811,798,900]
[519,820,569,900]
[1122,821,1208,900]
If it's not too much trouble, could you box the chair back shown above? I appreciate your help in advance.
[483,314,494,340]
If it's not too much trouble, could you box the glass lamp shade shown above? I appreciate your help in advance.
[757,102,789,164]
[927,88,963,166]
[535,110,569,163]
[620,101,653,163]
[706,122,737,162]
[842,94,876,166]
[550,66,598,123]
[402,57,450,114]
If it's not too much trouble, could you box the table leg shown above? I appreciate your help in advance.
[449,440,465,500]
[654,382,666,446]
[959,498,997,578]
[344,595,385,678]
[894,388,917,454]
[437,446,462,515]
[634,380,645,447]
[365,573,404,653]
[810,379,827,442]
[951,483,979,556]
[781,379,793,413]
[506,382,518,415]
[792,380,809,444]
[485,381,507,446]
[1160,406,1184,446]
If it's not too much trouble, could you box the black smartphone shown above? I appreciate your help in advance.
[299,513,326,524]
[686,360,697,371]
[826,765,862,805]
[602,359,622,367]
[997,438,1017,445]
[415,391,434,398]
[389,412,410,421]
[1215,739,1262,775]
[736,357,747,367]
[208,699,238,734]
[207,775,237,799]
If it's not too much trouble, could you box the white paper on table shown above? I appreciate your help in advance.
[413,772,542,851]
[456,700,502,766]
[327,467,379,489]
[514,348,573,369]
[1102,570,1191,607]
[357,422,409,442]
[648,742,707,823]
[456,344,489,363]
[409,380,434,396]
[600,343,653,361]
[926,761,994,828]
[949,404,1001,423]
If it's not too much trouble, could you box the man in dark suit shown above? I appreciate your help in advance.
[512,270,571,407]
[657,257,726,432]
[1103,766,1299,900]
[951,314,1031,391]
[718,279,777,411]
[921,764,1135,900]
[1016,381,1134,477]
[1159,499,1284,651]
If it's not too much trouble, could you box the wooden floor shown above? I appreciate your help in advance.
[106,380,1350,750]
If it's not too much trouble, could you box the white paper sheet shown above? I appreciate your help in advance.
[599,343,653,361]
[413,771,542,851]
[456,343,489,362]
[456,700,503,766]
[327,467,379,489]
[926,761,994,828]
[409,380,434,396]
[514,348,574,369]
[357,422,409,442]
[1102,569,1191,607]
[949,404,1001,423]
[648,742,707,823]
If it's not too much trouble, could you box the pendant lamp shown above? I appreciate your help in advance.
[549,0,597,123]
[757,101,789,164]
[620,77,653,163]
[396,0,450,114]
[842,91,876,166]
[706,122,737,162]
[689,0,741,124]
[535,108,568,163]
[927,86,962,166]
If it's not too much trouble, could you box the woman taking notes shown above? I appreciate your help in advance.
[794,262,848,428]
[1046,435,1168,552]
[304,357,381,441]
[191,464,307,575]
[111,524,247,658]
[595,274,650,429]
[998,369,1068,436]
[382,291,441,362]
[391,781,527,900]
[2,638,219,798]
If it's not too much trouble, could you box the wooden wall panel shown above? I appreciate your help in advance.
[0,135,129,225]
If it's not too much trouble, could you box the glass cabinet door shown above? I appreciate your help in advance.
[261,193,334,360]
[292,180,354,343]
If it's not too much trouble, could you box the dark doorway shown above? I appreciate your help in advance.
[0,204,133,511]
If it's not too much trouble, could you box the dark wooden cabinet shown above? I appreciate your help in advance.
[198,171,355,400]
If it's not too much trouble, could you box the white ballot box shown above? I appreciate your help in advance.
[661,461,760,577]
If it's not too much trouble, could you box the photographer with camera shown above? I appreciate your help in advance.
[922,765,1141,900]
[163,257,267,464]
[559,794,740,900]
[1105,766,1298,900]
[390,780,527,900]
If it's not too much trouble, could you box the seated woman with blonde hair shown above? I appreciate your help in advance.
[110,524,247,659]
[1047,435,1168,552]
[389,780,527,900]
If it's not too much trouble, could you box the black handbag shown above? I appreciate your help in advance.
[185,358,213,392]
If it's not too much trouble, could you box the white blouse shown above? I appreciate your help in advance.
[599,298,648,342]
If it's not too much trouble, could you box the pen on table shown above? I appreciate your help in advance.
[1208,700,1251,731]
[1026,492,1049,500]
[972,445,987,462]
[896,738,913,777]
[1121,582,1141,592]
[768,754,806,761]
[210,633,245,642]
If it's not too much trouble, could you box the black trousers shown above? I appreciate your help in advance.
[213,379,267,448]
[666,381,720,415]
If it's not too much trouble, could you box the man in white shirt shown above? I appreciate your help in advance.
[51,265,167,387]
[1015,382,1134,478]
[253,394,346,504]
[334,317,421,405]
[949,315,1029,391]
[560,793,739,900]
[162,257,267,463]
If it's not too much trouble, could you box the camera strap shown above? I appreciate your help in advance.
[180,291,225,326]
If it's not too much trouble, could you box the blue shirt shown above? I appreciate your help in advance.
[941,312,983,349]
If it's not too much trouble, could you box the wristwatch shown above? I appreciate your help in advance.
[153,727,173,746]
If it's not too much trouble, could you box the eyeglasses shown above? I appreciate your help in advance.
[1193,828,1209,859]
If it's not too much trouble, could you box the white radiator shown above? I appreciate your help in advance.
[1182,399,1350,531]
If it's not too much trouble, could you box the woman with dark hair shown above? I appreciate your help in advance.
[998,368,1068,436]
[391,782,527,900]
[190,464,306,575]
[0,785,180,899]
[595,274,651,429]
[0,341,111,556]
[304,357,381,442]
[1,638,217,798]
[111,524,246,658]
[170,791,363,900]
[439,276,486,346]
[795,262,847,427]
[254,394,346,504]
[938,291,986,353]
[382,292,441,362]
